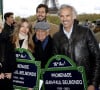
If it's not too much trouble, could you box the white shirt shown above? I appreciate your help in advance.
[63,26,73,39]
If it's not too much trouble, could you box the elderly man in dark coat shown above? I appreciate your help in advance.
[33,21,53,68]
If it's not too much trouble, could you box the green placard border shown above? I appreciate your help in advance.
[45,55,77,68]
[15,48,35,61]
[42,55,87,90]
[13,48,41,90]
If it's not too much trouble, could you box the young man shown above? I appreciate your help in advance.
[35,4,59,37]
[53,4,100,90]
[2,12,15,40]
[36,4,48,22]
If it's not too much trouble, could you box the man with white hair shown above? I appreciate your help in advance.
[53,4,100,90]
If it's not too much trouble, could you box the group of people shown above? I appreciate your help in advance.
[0,3,100,90]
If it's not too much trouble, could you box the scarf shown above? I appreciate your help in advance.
[16,33,28,49]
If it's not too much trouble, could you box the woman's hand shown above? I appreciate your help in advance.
[0,73,5,79]
[4,73,12,79]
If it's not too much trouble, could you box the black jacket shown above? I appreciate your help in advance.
[33,35,53,68]
[0,33,16,73]
[53,23,100,87]
[2,23,14,40]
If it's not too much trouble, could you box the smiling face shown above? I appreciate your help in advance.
[59,8,75,32]
[36,7,47,22]
[58,5,77,32]
[19,22,29,36]
[35,29,49,42]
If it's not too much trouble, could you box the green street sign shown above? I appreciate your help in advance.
[13,48,41,90]
[42,55,87,90]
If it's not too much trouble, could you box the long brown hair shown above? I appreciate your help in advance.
[12,18,35,52]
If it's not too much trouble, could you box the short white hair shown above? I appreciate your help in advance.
[58,4,77,19]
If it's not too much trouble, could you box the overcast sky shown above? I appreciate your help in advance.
[3,0,100,17]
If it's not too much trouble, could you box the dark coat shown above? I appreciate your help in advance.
[0,34,16,73]
[53,22,100,87]
[0,33,16,90]
[33,35,53,68]
[2,23,14,40]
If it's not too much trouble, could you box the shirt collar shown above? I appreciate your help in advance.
[63,26,73,39]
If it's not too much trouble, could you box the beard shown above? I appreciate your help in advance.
[37,17,46,22]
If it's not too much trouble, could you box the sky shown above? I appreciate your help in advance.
[3,0,100,17]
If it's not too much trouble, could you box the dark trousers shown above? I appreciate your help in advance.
[0,78,13,90]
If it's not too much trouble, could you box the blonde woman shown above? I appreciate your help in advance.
[12,18,35,53]
[12,18,35,90]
